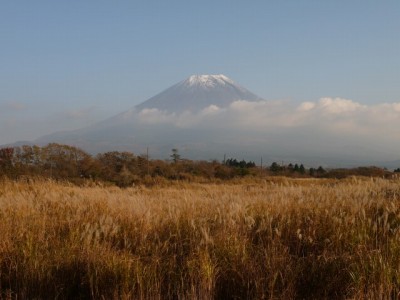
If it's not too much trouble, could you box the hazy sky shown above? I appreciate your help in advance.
[1,1,400,145]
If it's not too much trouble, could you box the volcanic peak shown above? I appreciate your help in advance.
[184,74,234,88]
[134,74,263,113]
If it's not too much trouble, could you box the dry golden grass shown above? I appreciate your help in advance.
[1,177,400,299]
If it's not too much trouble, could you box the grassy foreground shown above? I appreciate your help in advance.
[1,177,400,299]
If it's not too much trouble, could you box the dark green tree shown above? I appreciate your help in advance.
[0,147,15,176]
[270,162,280,172]
[170,148,180,163]
[299,164,306,174]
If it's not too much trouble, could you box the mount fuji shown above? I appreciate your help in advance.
[28,75,267,158]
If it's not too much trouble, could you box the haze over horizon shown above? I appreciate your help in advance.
[1,1,400,164]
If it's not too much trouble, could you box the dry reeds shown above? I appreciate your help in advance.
[0,177,400,299]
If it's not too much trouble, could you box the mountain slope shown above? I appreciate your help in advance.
[135,74,263,112]
[28,74,265,157]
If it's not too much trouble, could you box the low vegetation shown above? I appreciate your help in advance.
[1,177,400,298]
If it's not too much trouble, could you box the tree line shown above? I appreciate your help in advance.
[0,144,258,186]
[0,143,395,187]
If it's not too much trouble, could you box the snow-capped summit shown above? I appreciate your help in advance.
[185,74,234,88]
[135,74,263,113]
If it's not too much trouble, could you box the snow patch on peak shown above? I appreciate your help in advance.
[185,74,234,87]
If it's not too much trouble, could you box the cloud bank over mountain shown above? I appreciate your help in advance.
[132,96,400,139]
[110,96,400,163]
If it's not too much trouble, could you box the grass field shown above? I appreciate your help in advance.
[1,177,400,299]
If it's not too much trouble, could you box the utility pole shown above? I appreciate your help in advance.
[146,147,149,176]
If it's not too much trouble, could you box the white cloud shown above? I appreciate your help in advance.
[297,101,315,112]
[317,97,365,114]
[136,105,227,128]
[202,104,220,114]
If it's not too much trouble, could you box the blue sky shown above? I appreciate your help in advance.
[1,1,400,145]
